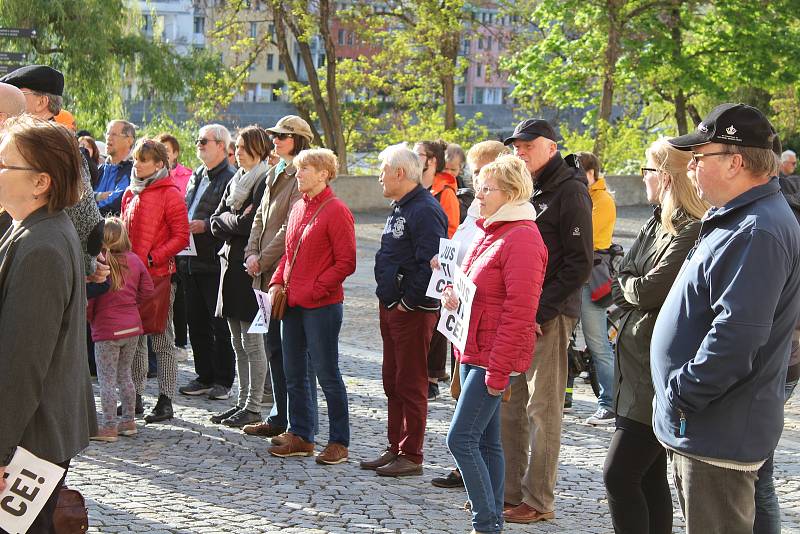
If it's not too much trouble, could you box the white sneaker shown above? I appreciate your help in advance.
[174,346,189,362]
[586,407,616,425]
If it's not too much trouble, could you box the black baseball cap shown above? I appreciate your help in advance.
[668,103,778,151]
[503,119,558,145]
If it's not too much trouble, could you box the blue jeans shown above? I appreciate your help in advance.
[753,379,797,534]
[281,303,349,446]
[447,364,504,534]
[266,318,318,432]
[581,284,615,409]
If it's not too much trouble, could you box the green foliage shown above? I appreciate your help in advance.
[0,0,221,133]
[137,113,201,169]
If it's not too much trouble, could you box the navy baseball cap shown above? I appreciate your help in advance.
[669,103,778,151]
[504,119,558,145]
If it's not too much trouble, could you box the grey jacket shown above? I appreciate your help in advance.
[611,207,700,426]
[244,163,302,291]
[0,208,97,466]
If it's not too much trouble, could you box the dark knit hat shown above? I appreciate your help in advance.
[0,65,64,96]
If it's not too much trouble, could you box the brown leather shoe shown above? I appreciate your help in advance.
[242,421,285,437]
[375,456,423,477]
[271,431,292,446]
[503,502,555,523]
[268,433,315,457]
[315,443,349,465]
[359,448,398,470]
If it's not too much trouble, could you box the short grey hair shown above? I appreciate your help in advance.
[200,123,232,147]
[782,149,797,162]
[109,119,136,140]
[379,143,422,184]
[445,143,466,166]
[45,93,62,116]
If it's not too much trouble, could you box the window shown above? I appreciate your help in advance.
[250,22,258,39]
[473,87,485,105]
[143,14,152,33]
[486,36,492,50]
[268,23,275,39]
[346,32,354,45]
[267,53,274,70]
[338,28,345,45]
[456,85,466,104]
[278,58,285,71]
[461,38,470,55]
[478,37,484,50]
[476,63,482,78]
[318,53,325,68]
[193,16,204,34]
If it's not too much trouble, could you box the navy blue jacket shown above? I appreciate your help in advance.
[651,178,800,463]
[374,184,447,311]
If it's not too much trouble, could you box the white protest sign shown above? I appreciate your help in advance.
[426,238,461,299]
[176,234,197,256]
[436,268,476,353]
[247,289,272,334]
[0,447,66,534]
[248,309,268,334]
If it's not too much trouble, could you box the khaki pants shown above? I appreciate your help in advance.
[501,314,577,513]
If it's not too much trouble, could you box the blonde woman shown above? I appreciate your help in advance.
[603,138,708,534]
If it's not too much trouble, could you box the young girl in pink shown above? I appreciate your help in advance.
[88,218,153,441]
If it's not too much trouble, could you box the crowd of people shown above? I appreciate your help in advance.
[0,63,798,534]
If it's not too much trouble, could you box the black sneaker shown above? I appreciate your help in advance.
[208,385,230,400]
[117,394,144,416]
[210,405,241,424]
[144,394,173,424]
[222,409,262,428]
[179,379,213,396]
[431,469,464,489]
[563,393,573,413]
[428,382,439,400]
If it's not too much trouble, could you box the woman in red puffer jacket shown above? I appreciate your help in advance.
[441,155,547,534]
[121,139,189,424]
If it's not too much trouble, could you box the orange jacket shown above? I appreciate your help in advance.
[431,171,459,238]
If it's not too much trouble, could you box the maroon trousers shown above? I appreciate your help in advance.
[379,305,438,464]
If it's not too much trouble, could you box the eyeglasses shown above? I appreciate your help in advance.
[19,90,41,97]
[269,132,292,140]
[0,162,38,172]
[640,167,659,177]
[690,151,735,164]
[476,185,505,196]
[105,132,130,139]
[195,138,216,146]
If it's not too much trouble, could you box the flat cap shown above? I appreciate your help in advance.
[0,64,64,96]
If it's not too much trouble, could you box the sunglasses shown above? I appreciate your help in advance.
[269,132,292,140]
[640,167,659,177]
[195,138,218,146]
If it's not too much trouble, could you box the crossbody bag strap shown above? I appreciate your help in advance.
[284,197,335,285]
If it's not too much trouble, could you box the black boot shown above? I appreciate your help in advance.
[144,394,173,424]
[117,394,144,416]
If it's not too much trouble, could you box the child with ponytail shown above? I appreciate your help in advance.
[88,217,153,441]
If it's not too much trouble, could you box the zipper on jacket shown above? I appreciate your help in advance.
[678,410,686,436]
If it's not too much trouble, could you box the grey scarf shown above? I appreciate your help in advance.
[226,160,269,210]
[130,167,169,195]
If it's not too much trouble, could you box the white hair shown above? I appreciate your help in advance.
[200,123,232,147]
[379,143,422,184]
[782,149,797,162]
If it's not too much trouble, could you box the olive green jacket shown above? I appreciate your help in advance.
[611,208,701,426]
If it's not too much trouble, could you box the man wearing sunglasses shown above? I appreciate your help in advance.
[178,124,237,402]
[651,103,800,534]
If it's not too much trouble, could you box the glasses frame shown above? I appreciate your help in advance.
[269,132,293,141]
[195,138,217,146]
[640,167,659,177]
[690,151,735,164]
[476,185,506,196]
[0,162,39,172]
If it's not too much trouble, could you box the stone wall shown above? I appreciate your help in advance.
[332,174,647,213]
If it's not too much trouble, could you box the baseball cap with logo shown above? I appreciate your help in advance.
[266,115,313,142]
[503,119,559,146]
[668,103,778,151]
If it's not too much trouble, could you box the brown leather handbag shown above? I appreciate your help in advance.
[54,486,89,533]
[138,274,172,334]
[270,198,334,320]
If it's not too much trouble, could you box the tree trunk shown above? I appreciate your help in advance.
[271,4,324,146]
[668,2,689,135]
[318,0,348,173]
[439,28,461,131]
[674,89,689,135]
[594,0,621,158]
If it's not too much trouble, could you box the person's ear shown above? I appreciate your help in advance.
[32,172,52,198]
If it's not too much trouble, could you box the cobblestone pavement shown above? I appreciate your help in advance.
[73,206,800,533]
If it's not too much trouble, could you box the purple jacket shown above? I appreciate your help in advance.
[87,251,153,341]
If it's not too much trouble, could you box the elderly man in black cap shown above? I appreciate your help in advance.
[500,119,593,524]
[650,103,800,534]
[1,64,105,279]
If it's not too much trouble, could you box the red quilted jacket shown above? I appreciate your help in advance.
[270,186,356,309]
[456,202,548,391]
[121,176,190,278]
